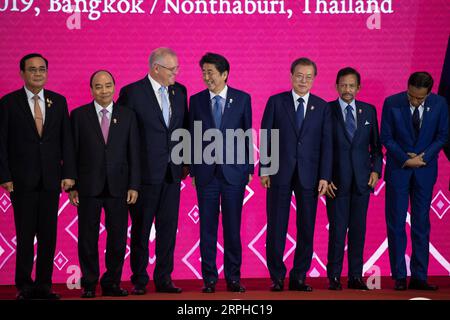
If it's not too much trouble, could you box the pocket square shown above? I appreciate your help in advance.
[365,120,370,125]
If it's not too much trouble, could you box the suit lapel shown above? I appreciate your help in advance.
[18,88,41,138]
[220,87,234,130]
[168,85,176,130]
[400,94,416,142]
[331,99,352,144]
[352,101,365,143]
[42,90,55,138]
[417,97,432,143]
[142,77,167,129]
[202,90,216,129]
[283,92,298,137]
[106,103,119,145]
[87,102,106,145]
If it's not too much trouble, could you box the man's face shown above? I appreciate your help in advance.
[291,64,315,96]
[202,63,227,94]
[407,85,429,108]
[154,54,179,87]
[20,57,47,92]
[336,74,360,104]
[91,72,115,107]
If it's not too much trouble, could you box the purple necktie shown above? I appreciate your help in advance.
[100,108,109,143]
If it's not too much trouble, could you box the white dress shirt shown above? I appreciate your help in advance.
[292,90,309,118]
[24,86,45,123]
[339,98,357,128]
[148,74,171,112]
[209,85,228,114]
[94,101,113,125]
[410,102,425,128]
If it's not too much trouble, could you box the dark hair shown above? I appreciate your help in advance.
[290,57,317,76]
[408,72,434,93]
[199,52,230,81]
[336,67,361,86]
[89,70,116,88]
[20,53,48,71]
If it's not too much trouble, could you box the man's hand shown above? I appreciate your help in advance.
[191,177,196,187]
[182,166,190,180]
[260,176,270,188]
[127,190,138,204]
[1,181,14,193]
[318,179,328,196]
[404,153,426,168]
[407,152,417,158]
[61,179,75,191]
[368,172,379,188]
[248,174,253,184]
[326,182,337,198]
[69,190,79,207]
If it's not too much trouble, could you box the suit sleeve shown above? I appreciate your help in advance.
[380,98,409,165]
[117,86,129,109]
[259,96,275,176]
[319,103,332,181]
[0,96,11,184]
[244,94,254,175]
[370,106,383,177]
[128,110,141,191]
[181,86,190,168]
[69,109,79,191]
[422,97,449,163]
[61,98,76,180]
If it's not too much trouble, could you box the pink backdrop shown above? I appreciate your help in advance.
[1,0,450,285]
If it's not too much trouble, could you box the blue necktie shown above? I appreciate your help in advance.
[159,86,170,127]
[296,97,305,130]
[412,107,420,138]
[345,105,356,139]
[213,95,222,128]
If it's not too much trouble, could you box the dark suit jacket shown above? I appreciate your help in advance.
[70,102,140,197]
[260,91,332,189]
[380,92,448,188]
[0,88,76,192]
[117,76,188,184]
[189,87,254,186]
[329,99,383,194]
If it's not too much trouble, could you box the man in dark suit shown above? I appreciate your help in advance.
[325,67,383,291]
[117,48,188,294]
[381,72,448,291]
[69,70,140,298]
[0,53,76,300]
[189,53,253,293]
[260,57,332,292]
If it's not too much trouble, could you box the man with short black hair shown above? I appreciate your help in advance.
[381,71,448,291]
[0,53,76,300]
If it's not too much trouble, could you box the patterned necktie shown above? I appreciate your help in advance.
[100,108,109,143]
[32,95,43,137]
[412,107,420,138]
[296,97,305,130]
[159,86,170,127]
[213,95,222,128]
[345,105,356,140]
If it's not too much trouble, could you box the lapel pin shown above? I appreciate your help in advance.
[310,106,315,111]
[46,98,53,108]
[358,109,362,114]
[426,107,430,112]
[113,118,117,124]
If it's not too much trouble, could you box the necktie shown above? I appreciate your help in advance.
[213,95,222,128]
[412,107,420,138]
[32,95,43,137]
[296,97,305,130]
[345,105,356,140]
[100,108,109,143]
[160,86,170,127]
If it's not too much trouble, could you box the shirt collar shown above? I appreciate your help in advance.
[24,86,44,102]
[410,101,425,111]
[338,98,356,112]
[292,90,310,106]
[148,74,164,93]
[94,101,113,114]
[209,85,228,101]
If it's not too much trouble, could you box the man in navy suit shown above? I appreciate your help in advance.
[260,58,332,292]
[0,53,76,300]
[381,72,448,291]
[189,53,253,293]
[69,70,140,298]
[325,67,383,291]
[118,48,189,294]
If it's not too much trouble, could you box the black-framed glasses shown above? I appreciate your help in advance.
[157,64,179,73]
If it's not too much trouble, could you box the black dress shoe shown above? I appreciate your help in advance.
[328,277,342,291]
[348,278,369,290]
[102,285,128,297]
[270,279,284,292]
[81,289,96,298]
[394,279,407,291]
[408,278,438,291]
[227,281,246,293]
[156,281,182,293]
[35,290,61,300]
[202,281,216,293]
[131,285,147,295]
[289,279,313,292]
[16,289,33,300]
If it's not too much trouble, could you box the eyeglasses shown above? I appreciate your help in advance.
[294,74,314,82]
[157,64,179,73]
[26,67,47,74]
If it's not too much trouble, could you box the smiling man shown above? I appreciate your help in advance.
[0,53,76,300]
[69,70,140,298]
[189,52,253,293]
